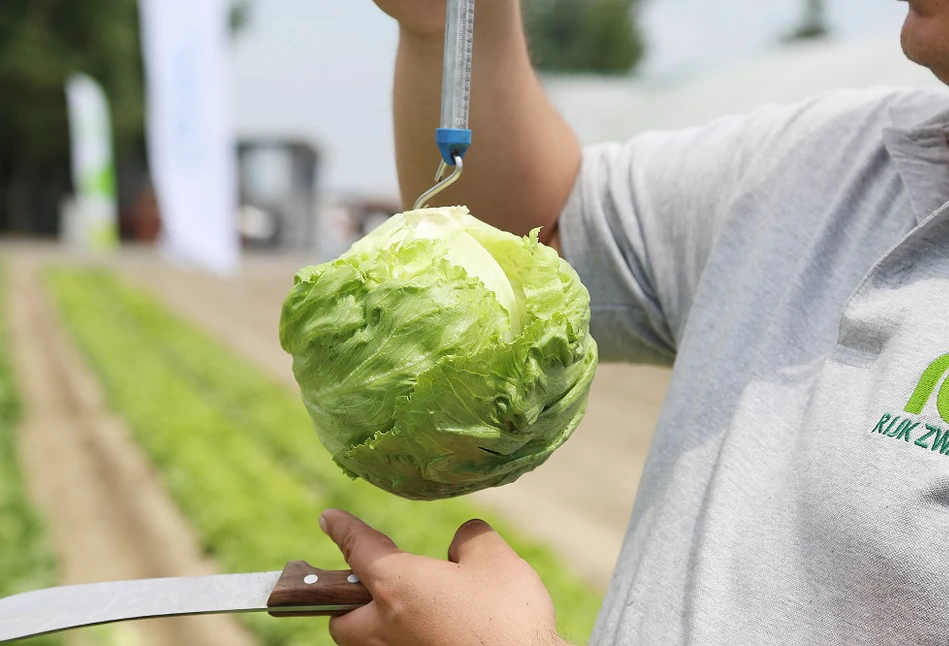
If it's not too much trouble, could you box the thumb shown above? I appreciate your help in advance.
[447,519,518,566]
[320,508,401,582]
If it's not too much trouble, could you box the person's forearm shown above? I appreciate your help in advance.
[393,0,580,241]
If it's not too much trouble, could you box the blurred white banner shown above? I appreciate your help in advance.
[139,0,239,273]
[64,73,119,252]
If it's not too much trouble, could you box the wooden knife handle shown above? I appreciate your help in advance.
[267,561,372,617]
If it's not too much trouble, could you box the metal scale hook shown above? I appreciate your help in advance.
[412,155,464,211]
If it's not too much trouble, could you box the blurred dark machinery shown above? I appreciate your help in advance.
[237,139,400,253]
[237,139,319,250]
[114,138,401,254]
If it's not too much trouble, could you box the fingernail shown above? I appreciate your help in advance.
[319,511,328,534]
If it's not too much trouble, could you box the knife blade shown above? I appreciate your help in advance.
[0,561,371,643]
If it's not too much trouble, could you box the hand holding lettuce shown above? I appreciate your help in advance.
[280,206,597,500]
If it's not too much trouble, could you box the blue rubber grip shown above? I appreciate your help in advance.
[436,128,472,165]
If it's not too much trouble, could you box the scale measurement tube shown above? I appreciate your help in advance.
[439,0,475,131]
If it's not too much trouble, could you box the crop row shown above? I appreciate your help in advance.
[46,268,602,645]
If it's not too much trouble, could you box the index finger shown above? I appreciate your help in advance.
[320,508,402,582]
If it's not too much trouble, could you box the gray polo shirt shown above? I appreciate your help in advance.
[560,86,949,645]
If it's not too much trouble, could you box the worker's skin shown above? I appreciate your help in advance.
[320,1,949,645]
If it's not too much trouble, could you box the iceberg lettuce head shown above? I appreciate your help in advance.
[279,206,598,500]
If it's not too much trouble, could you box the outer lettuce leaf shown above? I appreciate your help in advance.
[355,314,597,499]
[280,237,509,458]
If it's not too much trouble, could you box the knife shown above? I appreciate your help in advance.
[0,561,371,642]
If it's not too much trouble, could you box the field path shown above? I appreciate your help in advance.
[7,258,259,646]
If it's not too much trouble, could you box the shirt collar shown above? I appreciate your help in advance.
[883,91,949,224]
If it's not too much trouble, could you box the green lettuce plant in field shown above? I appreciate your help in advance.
[280,207,598,500]
[46,268,603,646]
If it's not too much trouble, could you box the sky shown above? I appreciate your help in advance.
[229,1,915,199]
[641,0,906,77]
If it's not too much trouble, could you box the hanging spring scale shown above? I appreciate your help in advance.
[413,0,476,210]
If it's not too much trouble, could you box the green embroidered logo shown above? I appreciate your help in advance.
[870,354,949,456]
[904,353,949,424]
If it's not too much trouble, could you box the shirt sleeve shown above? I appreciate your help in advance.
[559,102,814,365]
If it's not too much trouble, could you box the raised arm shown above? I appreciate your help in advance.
[376,0,580,244]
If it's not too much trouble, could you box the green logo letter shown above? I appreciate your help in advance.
[905,354,949,424]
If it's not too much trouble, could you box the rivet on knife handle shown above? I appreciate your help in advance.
[267,561,371,617]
